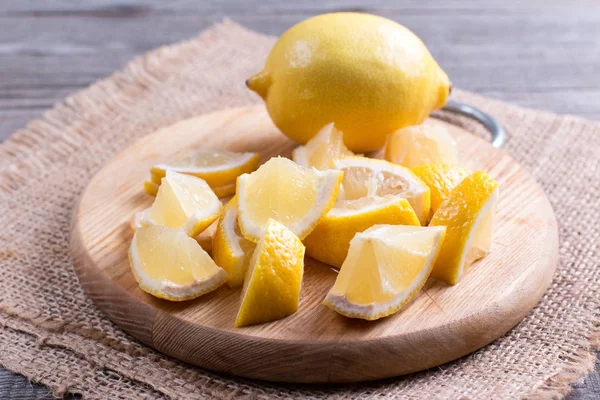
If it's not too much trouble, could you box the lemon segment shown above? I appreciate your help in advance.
[332,157,430,225]
[384,122,458,168]
[304,196,420,268]
[323,224,446,320]
[145,179,235,199]
[212,197,256,288]
[130,208,149,231]
[236,157,343,242]
[151,148,259,187]
[143,170,222,237]
[411,163,471,215]
[292,123,354,170]
[129,226,227,301]
[429,170,499,285]
[235,219,305,327]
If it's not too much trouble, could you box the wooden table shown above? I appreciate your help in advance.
[0,1,598,398]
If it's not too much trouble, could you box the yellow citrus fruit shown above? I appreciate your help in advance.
[429,170,499,285]
[142,170,222,237]
[411,163,471,214]
[247,12,450,152]
[236,157,343,242]
[332,157,430,225]
[303,196,420,268]
[323,224,446,320]
[130,208,149,231]
[292,123,354,170]
[212,197,256,288]
[384,122,458,168]
[235,218,305,327]
[151,148,259,187]
[145,179,235,199]
[129,226,227,301]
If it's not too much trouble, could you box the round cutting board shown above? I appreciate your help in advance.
[70,105,558,383]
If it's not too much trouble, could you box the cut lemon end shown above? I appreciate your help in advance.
[144,170,222,237]
[129,226,227,301]
[429,170,499,285]
[411,163,471,215]
[332,156,431,225]
[235,218,305,327]
[130,208,150,231]
[292,123,354,170]
[236,157,343,242]
[151,149,259,187]
[323,224,446,320]
[384,122,458,168]
[212,197,256,288]
[304,196,420,268]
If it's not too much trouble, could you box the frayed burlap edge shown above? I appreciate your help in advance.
[0,19,598,399]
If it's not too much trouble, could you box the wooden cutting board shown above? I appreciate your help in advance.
[70,105,558,383]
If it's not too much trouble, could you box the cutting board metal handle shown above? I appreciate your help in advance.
[443,100,506,148]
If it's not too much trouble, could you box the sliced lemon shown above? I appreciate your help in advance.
[411,163,471,215]
[332,157,430,225]
[384,122,458,168]
[129,226,227,301]
[142,170,222,237]
[212,197,256,288]
[130,208,149,231]
[235,218,305,327]
[323,224,446,320]
[151,148,259,187]
[292,123,354,170]
[145,179,236,199]
[429,170,499,285]
[236,157,343,242]
[304,196,420,268]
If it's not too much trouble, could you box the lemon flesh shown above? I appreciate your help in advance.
[323,224,446,320]
[292,123,354,170]
[247,12,450,152]
[411,163,471,215]
[429,170,499,285]
[332,157,430,225]
[151,148,259,187]
[235,219,305,327]
[384,122,458,168]
[304,196,420,268]
[145,170,222,237]
[129,226,227,301]
[212,197,256,288]
[236,157,342,242]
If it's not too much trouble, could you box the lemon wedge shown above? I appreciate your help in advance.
[212,197,256,288]
[235,218,305,327]
[332,157,430,225]
[292,123,354,170]
[304,196,420,268]
[411,163,471,215]
[142,170,222,237]
[151,148,259,187]
[323,224,446,320]
[236,157,343,242]
[144,179,236,199]
[130,208,149,231]
[429,170,499,285]
[384,122,458,168]
[129,226,227,301]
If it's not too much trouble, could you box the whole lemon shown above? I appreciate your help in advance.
[247,13,451,152]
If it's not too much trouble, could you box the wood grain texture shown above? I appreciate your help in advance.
[70,105,558,383]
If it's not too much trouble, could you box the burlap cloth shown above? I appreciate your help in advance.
[0,20,598,400]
